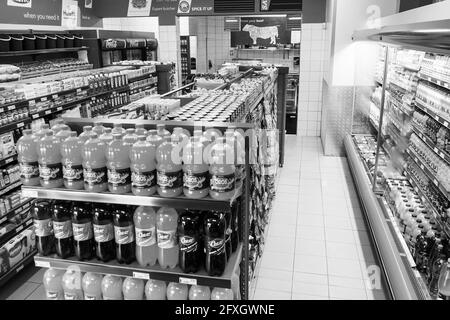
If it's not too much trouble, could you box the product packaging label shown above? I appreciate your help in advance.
[183,170,209,191]
[93,223,114,243]
[53,220,73,239]
[206,237,225,256]
[114,225,135,244]
[34,218,53,237]
[157,230,177,249]
[131,169,156,189]
[135,227,156,246]
[19,161,39,179]
[179,235,198,253]
[83,167,107,186]
[210,173,236,193]
[39,163,63,182]
[72,222,93,241]
[157,170,183,190]
[63,164,83,182]
[108,167,131,187]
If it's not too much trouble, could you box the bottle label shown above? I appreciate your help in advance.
[53,220,73,239]
[179,235,198,253]
[157,230,177,249]
[183,170,209,191]
[206,237,225,256]
[83,167,107,186]
[19,161,39,180]
[135,227,156,247]
[73,222,93,241]
[108,167,131,187]
[132,169,156,189]
[157,170,183,190]
[46,291,60,300]
[63,164,83,183]
[114,225,135,244]
[39,163,63,182]
[34,218,53,237]
[210,173,236,193]
[93,223,114,243]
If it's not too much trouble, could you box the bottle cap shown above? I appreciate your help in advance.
[113,134,122,140]
[126,128,135,134]
[138,135,146,141]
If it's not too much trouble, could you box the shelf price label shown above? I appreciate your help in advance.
[41,97,47,102]
[35,260,51,268]
[57,107,63,112]
[52,94,58,100]
[132,272,150,280]
[45,110,51,115]
[0,217,6,224]
[434,179,439,186]
[16,225,24,233]
[16,264,24,273]
[22,189,38,198]
[17,122,24,128]
[179,277,197,286]
[32,114,38,119]
[8,105,15,111]
[77,88,82,93]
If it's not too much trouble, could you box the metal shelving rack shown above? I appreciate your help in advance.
[347,20,450,300]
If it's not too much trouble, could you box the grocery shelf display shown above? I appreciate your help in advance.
[348,23,450,299]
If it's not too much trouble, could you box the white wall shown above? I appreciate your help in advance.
[102,17,160,39]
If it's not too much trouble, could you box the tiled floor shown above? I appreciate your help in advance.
[1,136,389,300]
[252,136,389,300]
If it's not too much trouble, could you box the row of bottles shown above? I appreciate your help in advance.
[33,201,239,277]
[44,269,235,300]
[17,121,245,201]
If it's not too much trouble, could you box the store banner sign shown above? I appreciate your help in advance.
[150,0,178,25]
[0,0,62,25]
[231,16,291,47]
[127,0,152,16]
[176,0,212,15]
[102,39,127,50]
[62,0,78,28]
[79,0,103,27]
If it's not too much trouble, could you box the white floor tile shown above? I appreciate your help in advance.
[258,268,293,282]
[329,286,367,300]
[254,289,292,300]
[292,281,329,297]
[324,216,353,230]
[256,277,292,293]
[295,238,327,256]
[293,272,328,285]
[268,223,297,238]
[260,252,295,272]
[296,226,325,241]
[328,276,366,290]
[327,258,363,279]
[324,228,355,244]
[297,214,324,227]
[294,254,328,275]
[292,293,329,300]
[326,242,359,260]
[265,236,296,254]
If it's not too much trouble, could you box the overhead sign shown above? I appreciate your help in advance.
[150,0,178,25]
[79,0,103,28]
[0,0,62,25]
[127,0,152,16]
[176,0,213,15]
[62,0,78,28]
[231,16,291,47]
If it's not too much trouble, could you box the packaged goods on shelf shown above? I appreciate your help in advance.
[0,190,30,217]
[0,65,21,83]
[16,59,92,79]
[0,132,15,159]
[113,60,158,67]
[218,64,240,78]
[420,53,450,84]
[0,164,20,189]
[0,225,35,277]
[416,82,450,121]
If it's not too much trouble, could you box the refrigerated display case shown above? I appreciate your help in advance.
[348,21,450,300]
[286,74,299,134]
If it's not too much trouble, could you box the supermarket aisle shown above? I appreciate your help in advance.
[253,136,389,300]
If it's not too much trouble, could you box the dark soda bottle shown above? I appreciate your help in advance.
[113,205,135,264]
[93,204,116,262]
[31,200,55,256]
[51,200,74,258]
[204,212,227,276]
[231,198,240,253]
[72,202,95,261]
[178,210,201,273]
[222,211,232,260]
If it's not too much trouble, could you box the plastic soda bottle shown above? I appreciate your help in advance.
[178,210,202,273]
[156,137,183,197]
[112,123,126,135]
[101,275,123,300]
[55,125,71,142]
[43,268,64,300]
[37,131,64,188]
[183,136,209,199]
[99,128,113,144]
[113,205,135,264]
[93,203,116,262]
[17,129,40,186]
[62,267,84,300]
[204,212,227,276]
[35,123,51,140]
[61,132,84,190]
[438,259,450,300]
[82,133,108,192]
[51,119,66,133]
[93,121,105,136]
[225,130,244,181]
[156,207,179,269]
[135,124,147,137]
[145,280,166,300]
[146,129,163,150]
[31,200,55,256]
[82,272,103,300]
[79,126,93,143]
[106,134,131,194]
[209,137,236,200]
[72,202,95,261]
[123,277,144,300]
[211,287,234,300]
[156,124,171,138]
[166,282,188,300]
[123,128,138,145]
[189,285,211,300]
[51,200,74,259]
[134,206,157,267]
[130,136,157,196]
[172,127,189,149]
